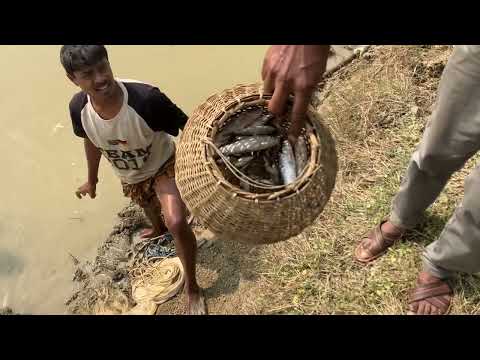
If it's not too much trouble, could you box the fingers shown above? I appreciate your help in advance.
[264,82,311,144]
[288,88,312,141]
[262,47,277,95]
[75,189,85,199]
[261,49,272,81]
[287,133,298,147]
[263,75,275,95]
[268,81,290,116]
[262,47,289,113]
[262,46,277,84]
[75,186,96,199]
[262,61,293,116]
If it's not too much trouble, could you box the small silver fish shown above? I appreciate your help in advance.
[279,140,297,185]
[214,108,264,146]
[219,136,280,156]
[232,156,254,168]
[234,125,276,136]
[255,113,275,126]
[214,136,232,148]
[294,136,308,176]
[270,163,281,185]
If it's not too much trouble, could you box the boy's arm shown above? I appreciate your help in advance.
[84,137,101,185]
[76,137,101,199]
[69,92,100,199]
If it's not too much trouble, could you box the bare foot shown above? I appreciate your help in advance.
[185,286,208,315]
[407,271,453,315]
[355,220,405,263]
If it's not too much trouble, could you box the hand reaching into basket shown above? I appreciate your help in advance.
[262,45,330,143]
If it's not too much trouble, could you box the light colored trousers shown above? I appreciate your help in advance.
[390,45,480,279]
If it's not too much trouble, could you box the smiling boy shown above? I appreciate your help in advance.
[61,45,206,315]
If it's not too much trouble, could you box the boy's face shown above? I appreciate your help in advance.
[68,57,116,99]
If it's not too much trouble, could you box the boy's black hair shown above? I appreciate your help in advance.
[60,45,109,75]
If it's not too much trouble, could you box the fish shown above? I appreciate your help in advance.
[214,107,264,146]
[279,140,297,185]
[231,156,254,168]
[259,179,274,186]
[255,113,275,126]
[245,172,271,186]
[234,125,277,136]
[294,136,308,176]
[219,136,280,156]
[263,153,281,185]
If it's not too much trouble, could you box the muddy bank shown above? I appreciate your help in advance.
[0,307,17,315]
[66,198,266,314]
[66,204,149,314]
[65,203,209,314]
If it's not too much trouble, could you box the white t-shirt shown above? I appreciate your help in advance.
[69,79,187,184]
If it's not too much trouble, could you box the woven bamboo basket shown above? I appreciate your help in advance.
[175,83,337,245]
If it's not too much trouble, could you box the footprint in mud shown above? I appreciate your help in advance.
[0,250,24,276]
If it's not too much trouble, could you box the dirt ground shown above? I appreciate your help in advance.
[155,231,259,315]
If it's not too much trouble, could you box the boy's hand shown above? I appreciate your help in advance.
[75,181,97,199]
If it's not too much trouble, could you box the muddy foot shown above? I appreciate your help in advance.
[186,289,208,315]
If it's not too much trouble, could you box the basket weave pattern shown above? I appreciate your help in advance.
[175,83,337,244]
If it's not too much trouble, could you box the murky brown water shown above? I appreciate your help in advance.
[0,45,268,314]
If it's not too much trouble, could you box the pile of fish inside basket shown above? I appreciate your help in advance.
[212,105,312,195]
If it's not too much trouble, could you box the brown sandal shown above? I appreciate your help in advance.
[408,280,453,315]
[354,219,404,264]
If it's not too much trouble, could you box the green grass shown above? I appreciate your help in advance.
[245,45,480,315]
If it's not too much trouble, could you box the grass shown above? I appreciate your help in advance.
[245,45,480,315]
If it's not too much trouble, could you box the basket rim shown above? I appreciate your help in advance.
[200,97,328,203]
[175,82,338,244]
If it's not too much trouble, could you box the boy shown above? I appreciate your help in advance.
[61,45,206,315]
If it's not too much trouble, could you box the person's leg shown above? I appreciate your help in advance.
[408,163,480,315]
[356,45,480,262]
[122,178,168,239]
[153,174,206,315]
[140,197,168,239]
